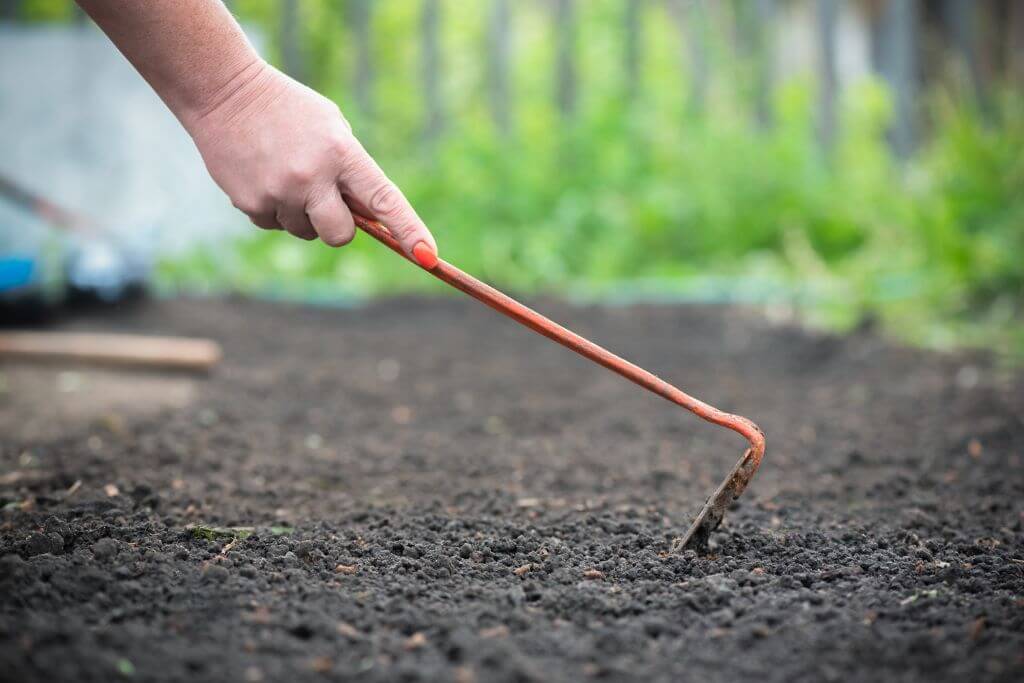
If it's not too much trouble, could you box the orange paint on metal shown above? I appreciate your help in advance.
[354,214,765,550]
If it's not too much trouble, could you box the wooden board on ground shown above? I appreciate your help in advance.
[0,332,222,372]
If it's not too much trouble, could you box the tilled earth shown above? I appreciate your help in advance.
[1,297,1022,682]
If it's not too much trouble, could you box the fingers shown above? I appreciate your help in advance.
[276,205,317,240]
[337,139,438,263]
[246,192,355,249]
[248,211,281,231]
[306,186,356,247]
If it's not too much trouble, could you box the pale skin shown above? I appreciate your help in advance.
[74,0,438,266]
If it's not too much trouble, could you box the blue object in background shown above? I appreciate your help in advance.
[0,172,148,308]
[0,256,34,293]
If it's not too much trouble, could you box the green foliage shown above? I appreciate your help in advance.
[141,1,1024,355]
[17,0,75,22]
[914,93,1024,307]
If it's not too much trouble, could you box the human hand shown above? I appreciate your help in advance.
[182,60,437,266]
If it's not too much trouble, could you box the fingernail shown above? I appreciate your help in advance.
[412,242,438,269]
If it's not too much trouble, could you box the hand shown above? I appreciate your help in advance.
[182,60,437,264]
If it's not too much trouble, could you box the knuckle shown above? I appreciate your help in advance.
[232,194,268,217]
[306,182,340,211]
[336,143,375,180]
[390,221,419,242]
[328,129,357,159]
[230,195,250,213]
[255,186,282,208]
[305,188,328,211]
[322,97,342,116]
[267,181,291,204]
[284,164,316,187]
[369,182,403,218]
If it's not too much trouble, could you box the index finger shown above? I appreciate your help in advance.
[336,140,438,266]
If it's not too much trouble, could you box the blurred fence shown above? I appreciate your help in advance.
[4,1,1020,153]
[251,0,1019,156]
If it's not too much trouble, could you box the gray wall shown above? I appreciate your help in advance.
[0,24,259,255]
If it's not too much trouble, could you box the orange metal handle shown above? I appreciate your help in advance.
[354,214,765,550]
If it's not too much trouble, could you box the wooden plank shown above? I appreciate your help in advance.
[0,332,222,372]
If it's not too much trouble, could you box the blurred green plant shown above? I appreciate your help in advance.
[159,72,1022,354]
[916,93,1024,307]
[20,0,1020,356]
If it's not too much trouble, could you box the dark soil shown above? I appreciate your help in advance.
[1,297,1022,682]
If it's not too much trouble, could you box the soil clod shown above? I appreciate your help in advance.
[91,537,119,561]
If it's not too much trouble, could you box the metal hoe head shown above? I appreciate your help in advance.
[354,215,766,551]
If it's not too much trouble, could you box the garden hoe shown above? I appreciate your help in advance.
[353,215,766,551]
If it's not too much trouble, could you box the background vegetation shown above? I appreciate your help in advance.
[10,0,1023,357]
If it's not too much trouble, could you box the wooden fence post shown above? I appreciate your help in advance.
[625,0,643,100]
[0,0,21,20]
[882,0,918,158]
[867,0,885,73]
[350,0,375,126]
[554,0,577,119]
[1011,0,1024,84]
[488,0,513,136]
[731,0,775,128]
[665,0,709,117]
[942,0,985,108]
[753,0,775,129]
[817,0,838,152]
[280,0,306,82]
[421,0,443,141]
[687,0,709,116]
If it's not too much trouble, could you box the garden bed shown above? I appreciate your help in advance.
[1,297,1021,682]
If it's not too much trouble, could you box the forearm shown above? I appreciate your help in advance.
[76,0,437,259]
[75,0,261,125]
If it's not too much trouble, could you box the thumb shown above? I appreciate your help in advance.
[338,141,438,268]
